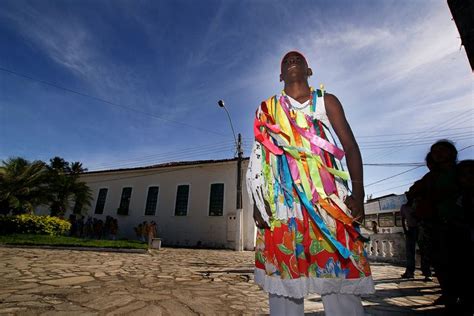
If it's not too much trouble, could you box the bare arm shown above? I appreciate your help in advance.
[324,93,365,222]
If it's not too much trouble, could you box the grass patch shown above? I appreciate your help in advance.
[0,234,148,250]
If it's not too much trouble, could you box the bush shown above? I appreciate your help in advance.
[0,214,71,236]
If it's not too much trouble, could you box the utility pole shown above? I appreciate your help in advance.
[217,100,244,251]
[236,133,243,210]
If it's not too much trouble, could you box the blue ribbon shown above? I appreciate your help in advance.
[294,185,352,259]
[280,154,294,208]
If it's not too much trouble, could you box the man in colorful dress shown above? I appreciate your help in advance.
[246,51,375,315]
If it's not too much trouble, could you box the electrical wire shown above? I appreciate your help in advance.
[89,145,236,171]
[369,181,417,195]
[364,166,422,188]
[358,131,472,145]
[0,66,227,137]
[85,161,238,184]
[364,144,473,188]
[365,108,473,161]
[88,141,234,169]
[360,135,473,150]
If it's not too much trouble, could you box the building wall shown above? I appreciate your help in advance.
[363,194,406,233]
[60,160,255,250]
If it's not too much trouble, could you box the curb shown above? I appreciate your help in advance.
[0,244,148,254]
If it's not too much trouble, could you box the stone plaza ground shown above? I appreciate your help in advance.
[0,246,445,315]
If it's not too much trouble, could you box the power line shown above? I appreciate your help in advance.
[0,66,227,137]
[364,166,422,188]
[89,145,236,171]
[356,126,473,138]
[358,131,473,145]
[361,163,424,167]
[367,109,471,156]
[360,135,473,150]
[367,176,423,188]
[364,144,473,188]
[365,109,473,161]
[88,141,233,168]
[85,162,237,184]
[369,181,416,195]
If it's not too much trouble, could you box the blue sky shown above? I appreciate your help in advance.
[0,0,472,199]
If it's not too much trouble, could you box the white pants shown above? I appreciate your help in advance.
[322,293,365,316]
[269,293,364,316]
[269,294,304,316]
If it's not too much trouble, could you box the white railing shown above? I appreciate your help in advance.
[365,232,406,264]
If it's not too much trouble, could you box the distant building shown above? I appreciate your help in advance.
[363,193,407,234]
[38,158,255,250]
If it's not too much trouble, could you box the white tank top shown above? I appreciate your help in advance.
[286,93,330,127]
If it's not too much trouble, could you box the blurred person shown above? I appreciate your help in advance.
[428,140,467,313]
[408,153,436,282]
[147,221,158,248]
[400,196,431,280]
[455,159,474,314]
[110,218,118,240]
[371,220,378,234]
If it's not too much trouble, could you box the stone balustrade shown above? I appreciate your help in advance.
[365,232,407,264]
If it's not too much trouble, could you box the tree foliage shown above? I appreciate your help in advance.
[0,157,49,214]
[47,157,92,217]
[0,156,92,216]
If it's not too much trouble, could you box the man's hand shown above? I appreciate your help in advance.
[325,94,365,226]
[345,195,364,224]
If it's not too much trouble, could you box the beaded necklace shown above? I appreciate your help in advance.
[281,87,314,111]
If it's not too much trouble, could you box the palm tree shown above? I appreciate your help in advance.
[47,157,92,217]
[0,157,49,214]
[70,161,87,174]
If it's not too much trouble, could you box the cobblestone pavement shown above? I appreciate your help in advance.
[0,247,444,315]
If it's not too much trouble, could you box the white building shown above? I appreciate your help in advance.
[364,193,407,234]
[65,158,255,250]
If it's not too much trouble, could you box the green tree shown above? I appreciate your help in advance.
[47,157,92,217]
[0,157,49,214]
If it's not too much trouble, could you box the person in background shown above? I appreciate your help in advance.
[400,196,419,279]
[110,218,118,240]
[142,221,148,242]
[408,153,435,283]
[455,159,474,315]
[371,220,378,234]
[147,221,157,248]
[428,140,468,314]
[76,215,84,238]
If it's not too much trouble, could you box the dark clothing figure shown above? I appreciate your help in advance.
[76,215,84,238]
[84,217,93,238]
[420,141,471,314]
[371,221,378,234]
[407,169,436,280]
[110,218,118,240]
[400,202,430,279]
[402,226,417,278]
[69,214,77,237]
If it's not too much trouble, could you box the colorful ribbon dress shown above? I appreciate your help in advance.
[246,88,375,298]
